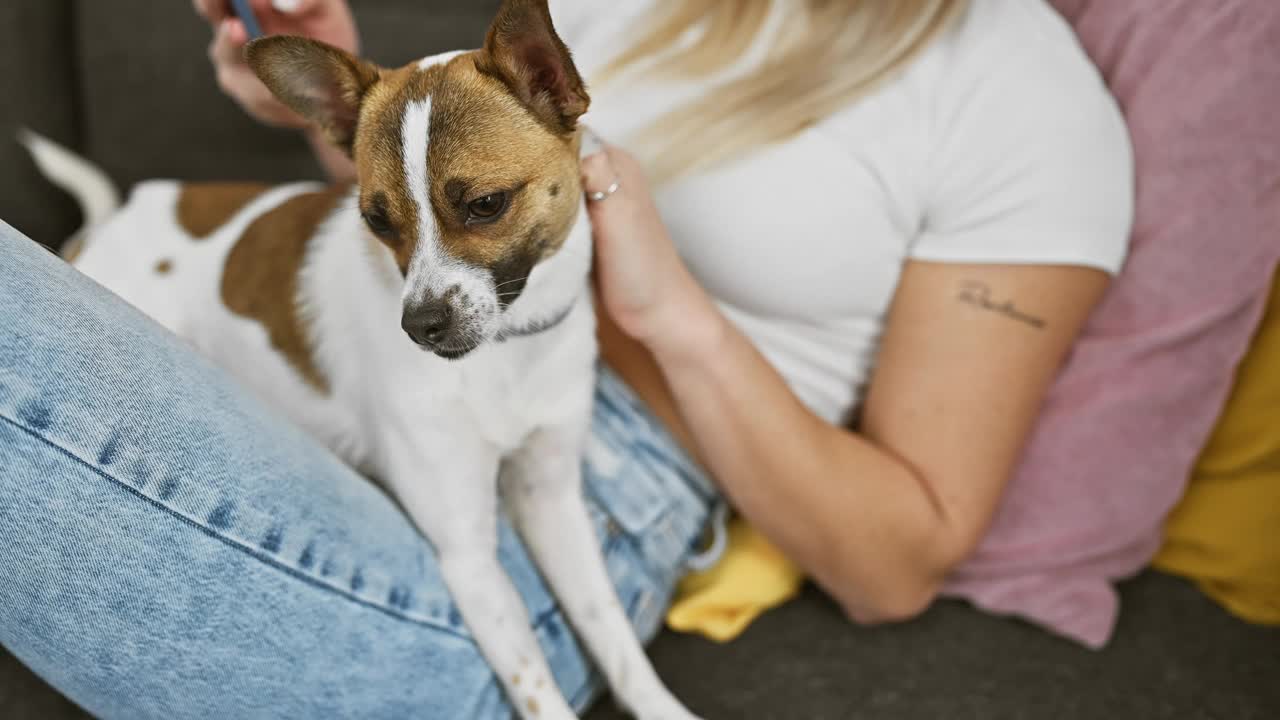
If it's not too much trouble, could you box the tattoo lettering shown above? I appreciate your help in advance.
[956,280,1046,329]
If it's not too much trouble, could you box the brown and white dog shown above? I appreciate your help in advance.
[21,1,697,718]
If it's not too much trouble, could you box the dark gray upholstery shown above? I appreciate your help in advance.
[0,2,1275,718]
[0,0,80,245]
[593,573,1279,720]
[0,0,501,248]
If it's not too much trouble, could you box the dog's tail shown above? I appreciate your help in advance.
[17,129,121,238]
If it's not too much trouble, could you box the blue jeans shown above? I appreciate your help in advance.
[0,222,718,718]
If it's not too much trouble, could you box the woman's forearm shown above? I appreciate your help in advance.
[581,143,965,619]
[648,296,956,621]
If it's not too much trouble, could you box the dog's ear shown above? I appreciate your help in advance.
[478,0,589,134]
[246,36,381,154]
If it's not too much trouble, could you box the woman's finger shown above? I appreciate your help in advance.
[193,0,228,23]
[579,129,619,206]
[582,146,622,204]
[211,20,262,104]
[225,17,250,47]
[209,18,249,68]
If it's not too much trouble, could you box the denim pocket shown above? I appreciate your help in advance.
[581,426,673,536]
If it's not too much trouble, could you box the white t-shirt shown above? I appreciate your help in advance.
[554,0,1134,424]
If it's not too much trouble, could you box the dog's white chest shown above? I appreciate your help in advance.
[373,302,596,458]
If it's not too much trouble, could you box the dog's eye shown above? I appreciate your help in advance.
[467,193,508,223]
[362,211,393,237]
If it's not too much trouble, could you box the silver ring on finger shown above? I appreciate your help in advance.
[587,180,621,202]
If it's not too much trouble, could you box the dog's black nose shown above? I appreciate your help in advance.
[402,301,452,347]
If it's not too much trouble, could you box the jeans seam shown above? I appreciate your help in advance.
[0,410,471,639]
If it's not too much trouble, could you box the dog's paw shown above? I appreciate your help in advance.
[516,697,578,720]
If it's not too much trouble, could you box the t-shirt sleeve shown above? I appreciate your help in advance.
[911,33,1135,274]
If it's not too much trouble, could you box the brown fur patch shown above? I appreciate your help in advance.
[221,190,342,393]
[477,0,590,135]
[350,54,581,294]
[428,57,581,268]
[177,183,271,238]
[155,259,173,275]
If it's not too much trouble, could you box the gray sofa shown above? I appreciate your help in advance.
[1,2,1276,718]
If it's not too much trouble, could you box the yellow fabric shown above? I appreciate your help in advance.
[665,517,804,642]
[1153,270,1280,625]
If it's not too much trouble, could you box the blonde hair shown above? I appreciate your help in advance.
[598,0,969,184]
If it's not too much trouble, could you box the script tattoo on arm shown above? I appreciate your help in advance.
[956,280,1046,329]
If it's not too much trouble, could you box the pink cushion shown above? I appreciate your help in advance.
[942,0,1280,648]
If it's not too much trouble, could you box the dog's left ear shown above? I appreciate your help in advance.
[246,36,382,154]
[478,0,590,134]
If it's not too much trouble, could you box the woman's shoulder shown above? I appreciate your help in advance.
[890,0,1136,274]
[822,0,1126,157]
[918,0,1115,112]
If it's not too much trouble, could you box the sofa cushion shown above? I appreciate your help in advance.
[940,0,1280,649]
[1155,268,1280,625]
[591,572,1280,719]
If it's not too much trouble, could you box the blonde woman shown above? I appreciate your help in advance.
[0,0,1132,716]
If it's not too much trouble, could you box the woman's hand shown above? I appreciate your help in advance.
[193,0,359,128]
[581,141,726,362]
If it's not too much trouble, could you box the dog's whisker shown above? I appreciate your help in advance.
[493,275,531,290]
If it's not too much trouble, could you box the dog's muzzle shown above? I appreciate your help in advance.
[402,298,478,360]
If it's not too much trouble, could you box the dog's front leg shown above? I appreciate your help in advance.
[502,426,701,720]
[388,443,578,720]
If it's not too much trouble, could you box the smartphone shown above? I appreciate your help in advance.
[230,0,265,40]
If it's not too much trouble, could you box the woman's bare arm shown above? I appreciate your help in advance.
[585,147,1110,621]
[656,262,1106,620]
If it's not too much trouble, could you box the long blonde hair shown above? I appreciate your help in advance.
[598,0,969,184]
